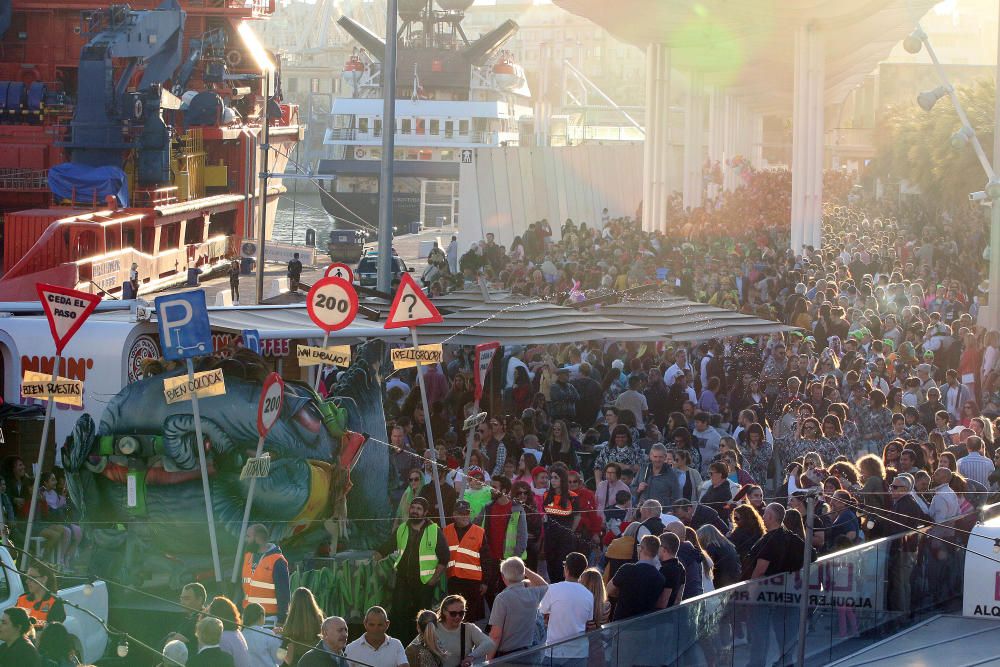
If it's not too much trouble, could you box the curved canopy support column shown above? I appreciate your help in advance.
[791,24,825,253]
[642,44,670,232]
[683,71,705,210]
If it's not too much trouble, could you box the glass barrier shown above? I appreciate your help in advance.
[486,503,1000,666]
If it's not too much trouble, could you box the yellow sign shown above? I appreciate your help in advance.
[391,344,443,369]
[21,371,84,407]
[296,344,352,367]
[163,369,227,404]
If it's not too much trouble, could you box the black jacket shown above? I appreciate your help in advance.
[0,637,40,667]
[187,647,235,667]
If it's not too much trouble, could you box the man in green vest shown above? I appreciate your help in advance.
[375,496,449,643]
[476,475,528,605]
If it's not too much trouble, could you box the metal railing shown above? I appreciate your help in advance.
[486,502,1000,666]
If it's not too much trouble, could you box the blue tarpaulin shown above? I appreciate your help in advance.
[48,163,129,207]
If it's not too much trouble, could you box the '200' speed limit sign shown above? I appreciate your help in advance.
[307,276,359,332]
[257,372,285,437]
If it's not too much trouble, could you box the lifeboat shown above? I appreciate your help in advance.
[342,55,365,88]
[492,51,525,90]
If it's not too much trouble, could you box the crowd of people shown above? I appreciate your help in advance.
[2,167,999,666]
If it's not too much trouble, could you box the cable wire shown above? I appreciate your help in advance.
[7,545,377,667]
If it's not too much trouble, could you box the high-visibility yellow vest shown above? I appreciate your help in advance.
[396,522,440,584]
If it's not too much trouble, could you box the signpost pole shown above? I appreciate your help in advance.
[411,327,446,526]
[188,357,223,581]
[458,400,478,496]
[21,354,61,570]
[312,332,330,393]
[231,433,266,584]
[795,490,818,667]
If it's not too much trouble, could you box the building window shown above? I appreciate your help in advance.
[459,120,469,135]
[310,77,320,93]
[429,119,440,135]
[444,120,453,137]
[286,78,298,94]
[358,117,369,133]
[401,118,412,134]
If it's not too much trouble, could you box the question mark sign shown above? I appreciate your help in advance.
[402,293,417,318]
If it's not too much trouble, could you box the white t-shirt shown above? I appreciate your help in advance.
[345,634,408,667]
[539,581,594,658]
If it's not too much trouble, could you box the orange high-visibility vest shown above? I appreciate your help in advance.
[443,523,485,581]
[16,592,58,625]
[242,551,286,615]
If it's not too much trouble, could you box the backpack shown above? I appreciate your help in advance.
[602,521,641,583]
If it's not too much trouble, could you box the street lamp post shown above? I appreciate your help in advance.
[377,0,399,293]
[906,23,1000,329]
[238,22,277,305]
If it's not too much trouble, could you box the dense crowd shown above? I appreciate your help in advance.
[1,168,998,666]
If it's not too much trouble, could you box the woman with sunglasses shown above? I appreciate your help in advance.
[511,481,544,570]
[433,595,495,667]
[541,419,580,470]
[394,468,426,532]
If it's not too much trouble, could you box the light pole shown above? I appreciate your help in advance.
[905,23,1000,329]
[238,22,277,305]
[376,0,399,293]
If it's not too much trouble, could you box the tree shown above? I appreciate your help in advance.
[873,78,996,206]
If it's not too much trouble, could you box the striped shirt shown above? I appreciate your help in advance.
[958,451,995,488]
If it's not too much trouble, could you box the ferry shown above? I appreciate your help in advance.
[317,0,530,234]
[0,0,302,300]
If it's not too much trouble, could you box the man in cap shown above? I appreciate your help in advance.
[549,366,581,423]
[443,500,487,621]
[375,497,449,638]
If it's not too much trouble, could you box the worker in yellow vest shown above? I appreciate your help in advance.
[443,500,487,622]
[374,496,449,643]
[476,475,528,605]
[240,523,290,624]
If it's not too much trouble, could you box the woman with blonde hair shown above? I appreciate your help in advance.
[405,609,446,667]
[579,568,610,667]
[280,587,324,665]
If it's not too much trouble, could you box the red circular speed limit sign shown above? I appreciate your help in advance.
[324,263,355,282]
[307,277,358,332]
[257,372,285,437]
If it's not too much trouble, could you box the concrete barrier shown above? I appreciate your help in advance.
[215,291,232,307]
[265,277,289,299]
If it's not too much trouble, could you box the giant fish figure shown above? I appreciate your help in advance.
[62,341,392,584]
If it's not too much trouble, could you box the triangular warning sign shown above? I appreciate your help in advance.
[36,283,101,355]
[384,272,443,329]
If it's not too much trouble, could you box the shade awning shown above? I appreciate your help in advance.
[413,301,662,345]
[592,301,798,341]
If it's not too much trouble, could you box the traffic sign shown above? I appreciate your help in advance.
[36,283,101,355]
[474,341,500,401]
[324,263,355,283]
[154,290,213,361]
[384,272,443,329]
[242,329,261,355]
[306,277,359,332]
[257,372,285,437]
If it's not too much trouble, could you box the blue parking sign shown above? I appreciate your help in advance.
[242,329,261,355]
[154,290,213,361]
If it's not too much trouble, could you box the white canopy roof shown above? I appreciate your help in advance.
[553,0,936,115]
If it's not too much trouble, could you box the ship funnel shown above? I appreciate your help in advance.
[463,19,518,66]
[336,16,386,62]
